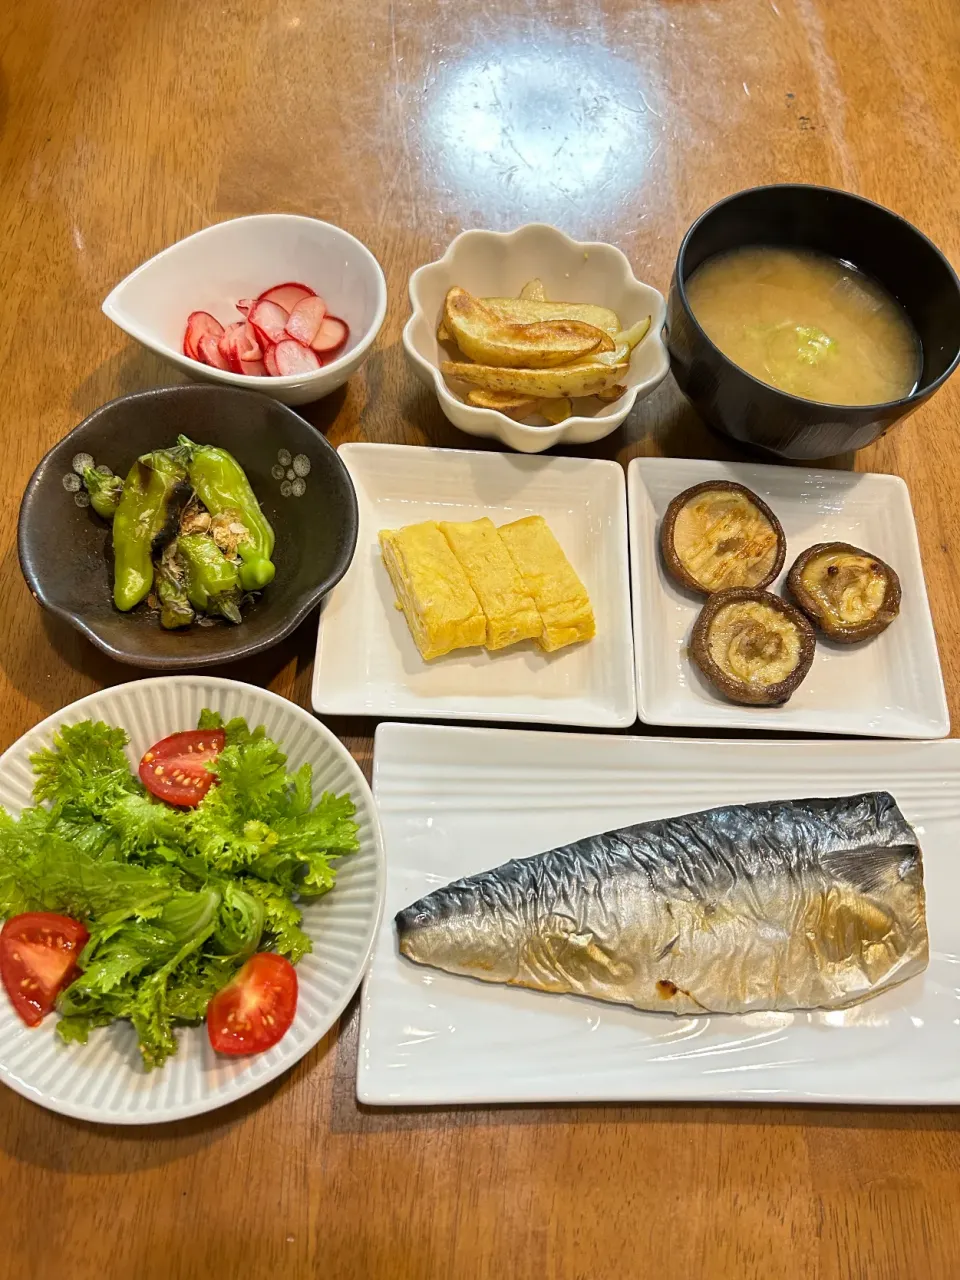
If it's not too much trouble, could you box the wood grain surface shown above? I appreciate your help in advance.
[2,0,960,1276]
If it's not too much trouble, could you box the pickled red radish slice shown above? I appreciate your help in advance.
[274,339,322,374]
[239,321,262,361]
[218,321,247,372]
[183,311,224,361]
[284,295,328,345]
[186,285,336,375]
[199,334,232,369]
[258,282,315,313]
[310,315,348,354]
[248,300,288,346]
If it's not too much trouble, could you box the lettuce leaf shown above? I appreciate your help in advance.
[0,825,175,921]
[30,721,141,819]
[241,877,312,963]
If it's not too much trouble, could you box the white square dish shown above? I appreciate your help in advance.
[628,457,948,738]
[312,444,636,728]
[360,722,960,1106]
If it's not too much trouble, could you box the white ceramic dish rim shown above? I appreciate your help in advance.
[0,675,386,1124]
[312,441,637,728]
[403,223,669,440]
[361,722,960,1106]
[102,214,388,390]
[627,456,950,739]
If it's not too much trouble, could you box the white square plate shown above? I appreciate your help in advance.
[312,444,636,727]
[627,456,948,738]
[360,722,960,1106]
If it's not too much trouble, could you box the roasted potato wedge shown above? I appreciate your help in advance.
[519,278,547,301]
[540,398,572,424]
[465,389,543,416]
[442,287,613,368]
[443,358,630,399]
[481,298,621,335]
[465,389,574,423]
[595,383,627,404]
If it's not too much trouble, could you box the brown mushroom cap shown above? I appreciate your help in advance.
[690,587,816,706]
[787,542,901,643]
[660,481,786,596]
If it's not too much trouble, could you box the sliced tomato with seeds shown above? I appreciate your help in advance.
[0,913,90,1027]
[139,728,226,807]
[207,953,298,1056]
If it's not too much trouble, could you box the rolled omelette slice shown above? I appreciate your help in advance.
[497,515,595,651]
[379,521,487,660]
[439,518,542,650]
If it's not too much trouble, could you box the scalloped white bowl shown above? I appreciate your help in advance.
[103,215,387,406]
[403,225,669,453]
[0,676,385,1124]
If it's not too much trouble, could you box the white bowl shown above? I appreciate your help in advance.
[403,224,669,453]
[103,215,388,407]
[0,675,385,1124]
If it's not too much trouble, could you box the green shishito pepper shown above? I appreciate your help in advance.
[178,436,276,590]
[155,552,195,630]
[112,451,189,612]
[179,534,243,624]
[82,467,124,520]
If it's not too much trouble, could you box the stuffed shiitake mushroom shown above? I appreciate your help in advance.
[690,588,816,706]
[787,542,901,643]
[660,481,786,596]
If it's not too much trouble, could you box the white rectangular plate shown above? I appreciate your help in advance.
[313,444,636,727]
[628,457,948,738]
[360,722,960,1106]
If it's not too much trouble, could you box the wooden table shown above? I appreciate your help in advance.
[2,0,960,1275]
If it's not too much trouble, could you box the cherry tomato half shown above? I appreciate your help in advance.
[139,728,226,807]
[207,953,298,1056]
[0,913,90,1027]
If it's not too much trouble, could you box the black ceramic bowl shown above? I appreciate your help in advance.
[667,184,960,460]
[18,385,358,669]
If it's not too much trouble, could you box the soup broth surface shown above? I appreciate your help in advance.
[686,246,920,405]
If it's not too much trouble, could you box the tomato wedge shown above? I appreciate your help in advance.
[207,953,298,1056]
[139,728,225,807]
[0,913,89,1027]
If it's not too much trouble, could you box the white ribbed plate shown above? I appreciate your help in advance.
[360,723,960,1105]
[0,677,384,1124]
[628,456,949,738]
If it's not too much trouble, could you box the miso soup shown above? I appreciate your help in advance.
[686,246,920,405]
